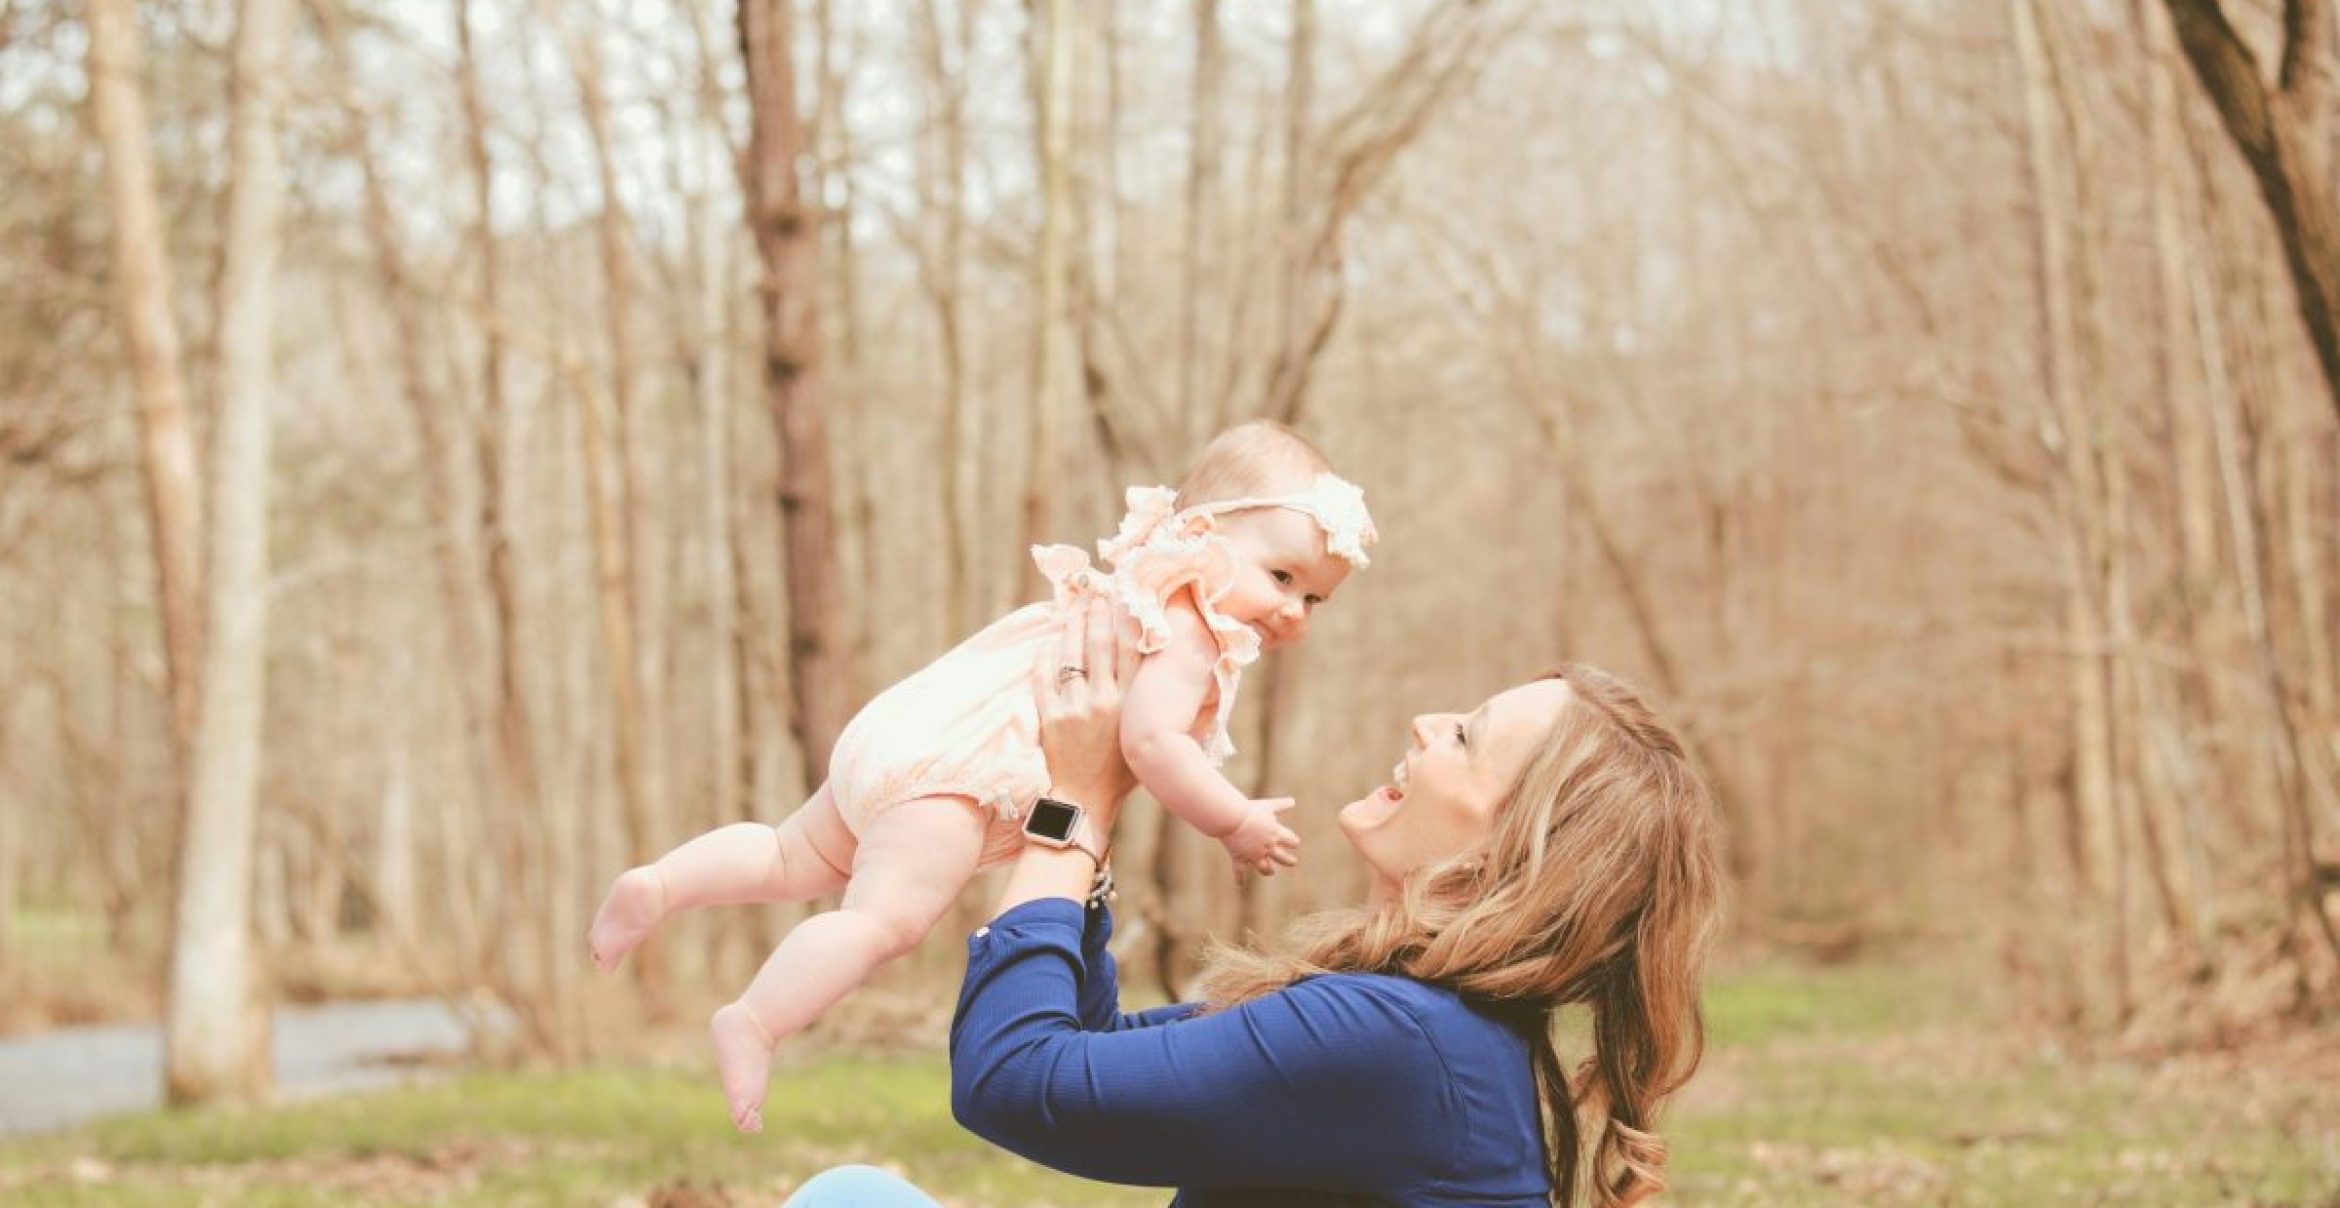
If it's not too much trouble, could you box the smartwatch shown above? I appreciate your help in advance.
[1023,794,1106,866]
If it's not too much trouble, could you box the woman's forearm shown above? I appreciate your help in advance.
[951,904,1435,1191]
[991,844,1103,918]
[989,771,1126,920]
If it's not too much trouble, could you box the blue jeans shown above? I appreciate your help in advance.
[779,1164,942,1207]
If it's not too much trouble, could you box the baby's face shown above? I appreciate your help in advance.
[1212,505,1353,652]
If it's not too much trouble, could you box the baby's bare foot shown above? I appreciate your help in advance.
[709,1002,777,1133]
[586,866,667,972]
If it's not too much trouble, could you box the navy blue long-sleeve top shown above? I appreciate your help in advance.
[949,898,1552,1206]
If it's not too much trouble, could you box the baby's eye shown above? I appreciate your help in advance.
[1271,569,1293,585]
[1304,594,1323,608]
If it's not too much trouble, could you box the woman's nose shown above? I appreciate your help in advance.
[1409,715,1434,746]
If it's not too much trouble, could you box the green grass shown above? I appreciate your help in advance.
[0,1054,1154,1207]
[2,962,2335,1206]
[1668,960,2340,1205]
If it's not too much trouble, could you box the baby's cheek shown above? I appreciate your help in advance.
[1222,576,1268,618]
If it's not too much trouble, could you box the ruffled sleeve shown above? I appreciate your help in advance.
[1030,542,1102,607]
[1034,487,1265,765]
[1096,485,1181,567]
[1121,533,1258,763]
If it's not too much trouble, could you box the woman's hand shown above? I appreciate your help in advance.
[1032,595,1141,831]
[991,597,1141,920]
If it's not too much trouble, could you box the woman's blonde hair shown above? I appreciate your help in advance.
[1174,420,1332,508]
[1195,665,1723,1207]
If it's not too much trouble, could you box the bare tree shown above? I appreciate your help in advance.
[740,0,853,777]
[1259,0,1510,425]
[2134,0,2218,953]
[2160,0,2340,425]
[0,705,14,971]
[676,0,746,878]
[914,0,982,636]
[2013,0,2128,1017]
[1022,0,1075,594]
[559,0,670,1011]
[319,0,495,968]
[164,0,295,1106]
[2188,219,2340,989]
[1179,0,1224,442]
[454,0,560,1056]
[85,0,202,765]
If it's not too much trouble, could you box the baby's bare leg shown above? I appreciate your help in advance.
[588,784,854,972]
[709,795,986,1132]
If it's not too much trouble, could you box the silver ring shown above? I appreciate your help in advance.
[1056,665,1089,685]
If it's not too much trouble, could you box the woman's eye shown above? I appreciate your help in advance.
[1454,722,1467,747]
[1271,569,1293,585]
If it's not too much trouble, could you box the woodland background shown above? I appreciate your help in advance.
[1,0,2338,1192]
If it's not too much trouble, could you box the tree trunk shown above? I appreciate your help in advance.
[0,708,14,972]
[2137,0,2223,948]
[693,123,744,896]
[454,0,559,1056]
[740,0,853,780]
[2013,0,2122,956]
[562,1,669,1011]
[86,0,204,768]
[918,0,981,637]
[165,0,294,1106]
[810,0,861,372]
[1273,0,1315,424]
[2185,189,2340,995]
[1179,0,1223,443]
[1022,0,1074,592]
[376,686,418,944]
[573,352,658,1002]
[2161,0,2340,427]
[2032,0,2149,1018]
[670,0,753,869]
[2281,436,2338,756]
[326,9,496,964]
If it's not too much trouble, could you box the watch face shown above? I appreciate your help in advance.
[1026,798,1079,842]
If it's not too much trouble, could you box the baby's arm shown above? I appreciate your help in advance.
[1119,601,1298,873]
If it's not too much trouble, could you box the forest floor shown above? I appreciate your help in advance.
[0,956,2334,1206]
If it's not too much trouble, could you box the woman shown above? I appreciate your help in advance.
[786,597,1722,1207]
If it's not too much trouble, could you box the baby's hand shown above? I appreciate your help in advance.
[1218,798,1300,878]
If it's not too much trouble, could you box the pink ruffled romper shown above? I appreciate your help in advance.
[824,487,1264,868]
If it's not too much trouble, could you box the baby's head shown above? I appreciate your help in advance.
[1176,422,1376,652]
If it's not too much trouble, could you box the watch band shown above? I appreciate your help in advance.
[1057,813,1108,866]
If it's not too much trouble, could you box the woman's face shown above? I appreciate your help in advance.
[1338,678,1574,895]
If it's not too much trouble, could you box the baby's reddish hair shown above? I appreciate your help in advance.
[1175,421,1333,508]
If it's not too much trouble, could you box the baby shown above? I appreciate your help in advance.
[586,421,1375,1131]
